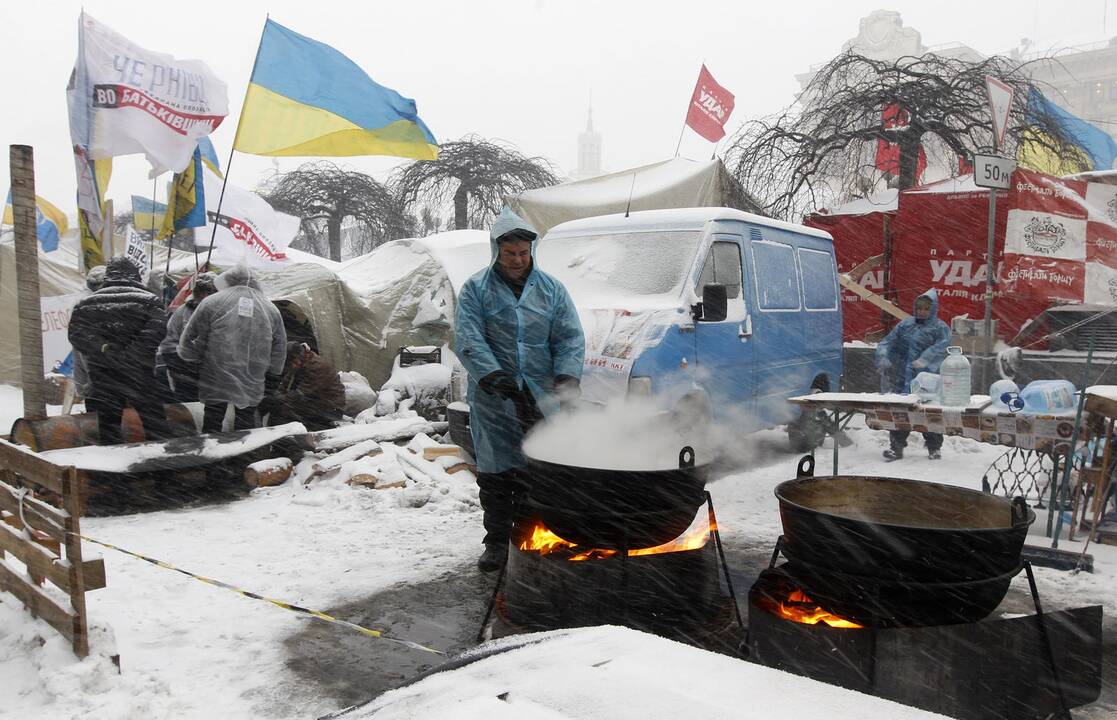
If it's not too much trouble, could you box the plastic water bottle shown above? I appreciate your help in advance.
[1018,380,1077,414]
[939,347,972,406]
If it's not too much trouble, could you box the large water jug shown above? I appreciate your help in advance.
[939,346,972,406]
[1018,380,1077,413]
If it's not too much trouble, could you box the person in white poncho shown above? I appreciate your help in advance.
[178,265,287,433]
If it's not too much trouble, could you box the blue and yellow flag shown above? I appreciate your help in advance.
[131,195,167,233]
[1019,88,1117,175]
[3,191,68,252]
[197,136,223,178]
[233,19,438,159]
[158,146,207,241]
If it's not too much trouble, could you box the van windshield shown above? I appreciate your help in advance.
[538,230,702,302]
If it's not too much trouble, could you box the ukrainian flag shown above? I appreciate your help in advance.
[3,192,68,252]
[131,195,167,233]
[233,19,438,159]
[1019,88,1117,175]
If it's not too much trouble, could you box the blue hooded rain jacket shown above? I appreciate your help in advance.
[875,288,952,393]
[455,208,585,473]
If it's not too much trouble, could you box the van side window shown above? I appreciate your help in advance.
[798,248,838,310]
[751,240,800,310]
[696,240,743,299]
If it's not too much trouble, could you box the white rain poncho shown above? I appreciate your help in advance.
[178,265,287,408]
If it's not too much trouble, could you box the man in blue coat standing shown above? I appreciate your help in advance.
[455,208,585,572]
[875,288,951,461]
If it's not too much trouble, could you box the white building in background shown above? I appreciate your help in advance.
[571,106,604,181]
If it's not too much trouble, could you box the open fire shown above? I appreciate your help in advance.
[773,588,863,629]
[518,508,714,561]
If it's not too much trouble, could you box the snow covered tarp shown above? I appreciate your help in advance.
[329,625,949,720]
[510,157,756,236]
[337,230,489,385]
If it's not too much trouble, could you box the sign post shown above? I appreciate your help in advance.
[977,76,1016,390]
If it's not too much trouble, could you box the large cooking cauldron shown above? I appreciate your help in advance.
[775,456,1035,584]
[523,446,709,550]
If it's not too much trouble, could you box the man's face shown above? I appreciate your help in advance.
[497,240,533,280]
[914,300,932,321]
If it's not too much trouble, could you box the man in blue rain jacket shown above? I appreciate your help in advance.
[875,288,951,461]
[455,208,585,572]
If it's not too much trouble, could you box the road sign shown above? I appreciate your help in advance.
[973,154,1016,189]
[985,75,1014,150]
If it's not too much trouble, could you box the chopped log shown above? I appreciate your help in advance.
[422,445,461,461]
[838,274,910,321]
[348,474,406,490]
[446,462,476,475]
[244,458,293,488]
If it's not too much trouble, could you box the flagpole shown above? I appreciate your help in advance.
[148,175,157,270]
[205,14,269,269]
[675,63,703,158]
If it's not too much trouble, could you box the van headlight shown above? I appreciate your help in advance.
[628,375,652,397]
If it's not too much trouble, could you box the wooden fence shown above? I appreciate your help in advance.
[0,436,104,657]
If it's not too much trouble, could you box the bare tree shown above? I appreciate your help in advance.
[263,161,412,262]
[392,135,559,230]
[725,50,1087,220]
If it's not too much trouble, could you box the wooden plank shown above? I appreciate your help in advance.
[0,521,105,592]
[3,512,60,554]
[60,467,89,658]
[422,445,460,461]
[0,558,77,644]
[1085,392,1117,421]
[838,274,910,321]
[0,437,69,495]
[0,480,65,541]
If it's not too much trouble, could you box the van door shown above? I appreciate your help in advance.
[747,230,807,427]
[693,233,756,427]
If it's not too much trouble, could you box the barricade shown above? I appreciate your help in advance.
[0,437,104,658]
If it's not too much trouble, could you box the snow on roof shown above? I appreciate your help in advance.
[281,246,342,269]
[545,207,833,242]
[413,229,490,295]
[820,188,898,216]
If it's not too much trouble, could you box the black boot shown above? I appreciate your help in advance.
[477,543,508,573]
[883,447,903,461]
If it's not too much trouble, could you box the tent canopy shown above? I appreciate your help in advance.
[510,157,759,236]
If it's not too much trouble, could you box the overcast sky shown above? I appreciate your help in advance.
[0,0,1113,220]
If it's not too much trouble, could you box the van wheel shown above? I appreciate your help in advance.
[787,383,828,452]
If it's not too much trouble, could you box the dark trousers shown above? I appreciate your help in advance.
[890,429,943,452]
[476,468,530,546]
[91,393,172,446]
[202,402,258,433]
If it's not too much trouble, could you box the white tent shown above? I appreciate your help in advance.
[510,157,755,235]
[337,230,489,384]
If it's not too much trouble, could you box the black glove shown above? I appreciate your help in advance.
[264,372,282,396]
[479,371,519,400]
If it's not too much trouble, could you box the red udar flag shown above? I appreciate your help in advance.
[686,65,735,142]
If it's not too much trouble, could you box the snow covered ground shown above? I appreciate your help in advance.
[3,385,1117,719]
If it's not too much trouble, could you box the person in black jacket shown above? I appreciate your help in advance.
[68,257,172,445]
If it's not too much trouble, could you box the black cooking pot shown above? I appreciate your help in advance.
[523,446,709,550]
[775,456,1035,583]
[782,559,1023,627]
